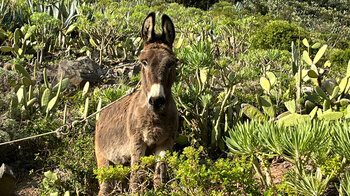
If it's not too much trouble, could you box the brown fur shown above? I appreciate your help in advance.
[95,12,178,195]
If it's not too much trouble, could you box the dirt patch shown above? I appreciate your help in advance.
[269,158,293,184]
[16,173,40,196]
[17,187,39,196]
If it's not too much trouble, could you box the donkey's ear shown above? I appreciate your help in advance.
[141,12,156,44]
[161,14,175,47]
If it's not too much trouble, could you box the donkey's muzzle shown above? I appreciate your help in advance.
[149,96,166,109]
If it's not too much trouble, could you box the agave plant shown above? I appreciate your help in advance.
[287,167,333,196]
[279,121,329,171]
[332,120,350,160]
[338,171,350,196]
[225,121,270,187]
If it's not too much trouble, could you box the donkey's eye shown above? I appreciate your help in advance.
[141,60,148,67]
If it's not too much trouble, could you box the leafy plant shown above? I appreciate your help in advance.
[30,12,61,63]
[8,60,69,119]
[338,171,350,196]
[226,120,330,188]
[174,42,238,148]
[76,3,147,64]
[252,20,309,50]
[287,167,333,196]
[241,71,278,121]
[0,26,36,58]
[40,170,70,196]
[299,39,350,120]
[225,121,270,187]
[332,120,350,160]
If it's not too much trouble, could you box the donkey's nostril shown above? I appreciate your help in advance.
[149,97,166,108]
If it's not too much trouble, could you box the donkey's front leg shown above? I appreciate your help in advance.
[96,146,112,196]
[130,142,146,193]
[153,140,174,189]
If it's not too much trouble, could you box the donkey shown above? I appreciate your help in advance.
[95,12,178,195]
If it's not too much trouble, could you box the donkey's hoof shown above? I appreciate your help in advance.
[153,173,162,189]
[154,161,167,189]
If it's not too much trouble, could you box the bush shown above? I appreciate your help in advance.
[169,0,218,10]
[166,146,259,195]
[252,20,309,50]
[39,130,98,195]
[328,48,350,72]
[93,146,260,195]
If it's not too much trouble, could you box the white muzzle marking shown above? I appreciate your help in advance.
[148,83,165,100]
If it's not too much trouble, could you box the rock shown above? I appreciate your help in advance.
[128,62,141,78]
[321,79,337,95]
[302,86,313,94]
[104,61,141,84]
[57,56,104,88]
[113,61,141,78]
[0,130,10,143]
[0,163,16,196]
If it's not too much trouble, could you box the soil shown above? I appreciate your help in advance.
[269,157,293,184]
[267,157,338,196]
[16,172,40,196]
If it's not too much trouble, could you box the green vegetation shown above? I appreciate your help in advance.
[0,0,350,195]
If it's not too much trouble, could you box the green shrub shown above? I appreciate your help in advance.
[169,0,218,10]
[328,48,350,74]
[166,146,259,195]
[240,49,290,67]
[94,165,130,183]
[93,146,259,195]
[41,131,98,195]
[174,41,238,148]
[252,20,309,50]
[209,1,238,18]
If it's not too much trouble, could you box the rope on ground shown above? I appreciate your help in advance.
[0,82,141,146]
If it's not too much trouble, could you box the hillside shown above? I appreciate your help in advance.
[0,0,350,195]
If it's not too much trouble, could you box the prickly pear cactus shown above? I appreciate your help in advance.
[241,104,265,121]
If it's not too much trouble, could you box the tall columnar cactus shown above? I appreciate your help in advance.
[291,41,302,112]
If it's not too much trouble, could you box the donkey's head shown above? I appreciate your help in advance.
[139,13,177,112]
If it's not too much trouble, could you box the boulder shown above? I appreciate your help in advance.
[321,79,337,95]
[104,61,141,84]
[0,163,16,196]
[0,130,10,143]
[57,56,104,88]
[114,61,141,78]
